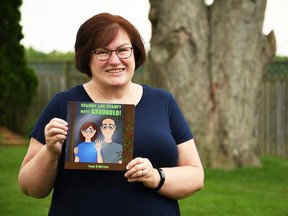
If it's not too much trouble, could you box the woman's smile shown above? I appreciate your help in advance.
[105,68,125,74]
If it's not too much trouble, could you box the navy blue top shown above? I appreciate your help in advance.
[31,84,193,216]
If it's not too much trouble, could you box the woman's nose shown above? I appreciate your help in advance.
[108,51,121,64]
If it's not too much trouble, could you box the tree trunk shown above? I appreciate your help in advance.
[147,0,276,168]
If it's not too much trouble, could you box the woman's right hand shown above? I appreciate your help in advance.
[44,118,68,156]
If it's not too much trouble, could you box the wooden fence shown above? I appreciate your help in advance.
[26,61,288,158]
[25,61,89,128]
[258,62,288,158]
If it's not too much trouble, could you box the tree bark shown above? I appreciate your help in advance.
[147,0,276,168]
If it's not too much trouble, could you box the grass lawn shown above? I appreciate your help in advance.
[0,146,51,216]
[179,157,288,216]
[0,145,287,216]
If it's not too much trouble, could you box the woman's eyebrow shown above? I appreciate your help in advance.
[102,43,131,50]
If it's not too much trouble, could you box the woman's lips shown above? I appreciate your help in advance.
[106,68,124,73]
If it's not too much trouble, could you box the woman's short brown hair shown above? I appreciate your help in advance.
[74,13,146,77]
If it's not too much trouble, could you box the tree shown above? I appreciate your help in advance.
[0,0,38,133]
[147,0,275,168]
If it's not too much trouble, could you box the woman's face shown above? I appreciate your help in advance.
[89,29,135,88]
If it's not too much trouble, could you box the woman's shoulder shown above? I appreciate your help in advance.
[140,84,180,110]
[54,85,86,101]
[142,84,172,99]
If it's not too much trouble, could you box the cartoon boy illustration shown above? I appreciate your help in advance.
[100,117,122,164]
[74,121,102,163]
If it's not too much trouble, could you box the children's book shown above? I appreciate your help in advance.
[65,101,135,171]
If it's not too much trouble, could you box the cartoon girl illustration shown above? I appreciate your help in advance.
[74,121,102,163]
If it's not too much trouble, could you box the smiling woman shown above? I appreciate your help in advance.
[18,12,204,216]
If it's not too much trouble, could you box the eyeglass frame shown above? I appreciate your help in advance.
[81,128,96,133]
[91,47,134,61]
[101,123,115,130]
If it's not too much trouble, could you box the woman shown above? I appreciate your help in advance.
[18,13,204,216]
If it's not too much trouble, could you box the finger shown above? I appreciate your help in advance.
[141,169,147,176]
[46,118,68,134]
[125,163,148,179]
[51,118,68,125]
[126,157,145,170]
[46,127,68,139]
[129,158,151,173]
[126,169,149,183]
[136,169,146,178]
[45,121,68,146]
[46,119,68,132]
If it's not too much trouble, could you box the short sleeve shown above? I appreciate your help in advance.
[168,94,193,144]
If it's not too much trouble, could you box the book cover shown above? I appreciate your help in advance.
[65,101,135,170]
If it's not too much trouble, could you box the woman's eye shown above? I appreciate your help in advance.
[118,48,129,53]
[96,51,109,55]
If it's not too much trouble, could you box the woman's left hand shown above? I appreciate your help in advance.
[124,157,160,189]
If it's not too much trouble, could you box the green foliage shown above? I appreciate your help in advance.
[266,61,288,78]
[25,47,74,62]
[0,0,38,133]
[274,55,288,62]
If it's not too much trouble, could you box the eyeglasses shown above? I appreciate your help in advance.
[101,124,115,130]
[91,47,133,61]
[82,129,95,133]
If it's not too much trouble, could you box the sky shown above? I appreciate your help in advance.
[20,0,288,56]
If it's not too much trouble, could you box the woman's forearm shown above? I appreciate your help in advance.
[157,166,204,200]
[18,144,59,198]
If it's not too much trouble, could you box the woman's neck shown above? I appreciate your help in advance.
[84,80,141,104]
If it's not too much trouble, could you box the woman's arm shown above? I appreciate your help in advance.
[125,139,204,200]
[18,118,68,198]
[156,139,204,199]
